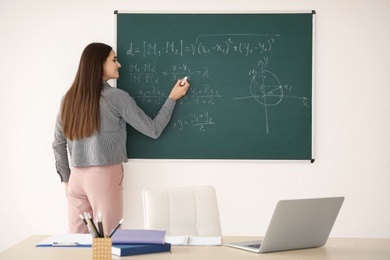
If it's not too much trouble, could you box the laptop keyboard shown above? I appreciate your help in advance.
[247,243,261,249]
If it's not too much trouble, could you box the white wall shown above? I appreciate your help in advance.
[1,0,389,252]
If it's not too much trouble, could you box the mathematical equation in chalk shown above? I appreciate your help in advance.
[173,111,214,132]
[136,84,222,107]
[120,34,309,134]
[128,62,210,83]
[126,34,279,57]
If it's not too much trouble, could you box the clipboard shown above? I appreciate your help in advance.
[36,234,92,247]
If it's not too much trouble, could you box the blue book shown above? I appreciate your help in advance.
[111,243,171,256]
[111,229,166,245]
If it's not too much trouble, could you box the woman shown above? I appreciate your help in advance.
[52,42,189,234]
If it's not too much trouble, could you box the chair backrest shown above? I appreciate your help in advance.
[142,186,222,236]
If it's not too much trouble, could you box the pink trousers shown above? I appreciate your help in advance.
[66,164,123,235]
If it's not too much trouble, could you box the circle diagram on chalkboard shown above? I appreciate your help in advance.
[250,66,283,107]
[235,58,308,134]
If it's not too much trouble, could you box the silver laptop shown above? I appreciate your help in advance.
[224,197,344,253]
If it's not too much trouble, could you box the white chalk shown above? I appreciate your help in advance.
[180,76,188,86]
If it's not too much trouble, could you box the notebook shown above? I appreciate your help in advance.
[111,243,171,257]
[224,197,344,253]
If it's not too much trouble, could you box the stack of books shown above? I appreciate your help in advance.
[111,229,171,257]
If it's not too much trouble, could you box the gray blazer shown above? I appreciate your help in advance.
[52,82,175,182]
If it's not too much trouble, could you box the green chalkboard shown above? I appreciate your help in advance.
[116,12,314,160]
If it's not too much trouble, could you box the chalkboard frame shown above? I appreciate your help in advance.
[115,11,316,162]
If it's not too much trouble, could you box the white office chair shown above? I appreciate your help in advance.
[142,186,222,236]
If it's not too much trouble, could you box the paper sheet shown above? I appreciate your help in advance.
[165,236,221,246]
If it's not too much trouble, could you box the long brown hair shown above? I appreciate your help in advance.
[61,43,112,140]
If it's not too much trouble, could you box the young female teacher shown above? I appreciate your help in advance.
[52,42,190,234]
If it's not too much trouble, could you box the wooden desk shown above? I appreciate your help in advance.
[1,236,389,260]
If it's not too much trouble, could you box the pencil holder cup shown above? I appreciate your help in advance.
[92,238,112,260]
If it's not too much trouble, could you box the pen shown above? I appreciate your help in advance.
[52,241,79,247]
[79,213,87,225]
[80,213,96,237]
[109,218,124,238]
[84,212,99,238]
[180,76,188,86]
[97,212,104,238]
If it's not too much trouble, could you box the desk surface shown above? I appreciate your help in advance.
[1,235,389,260]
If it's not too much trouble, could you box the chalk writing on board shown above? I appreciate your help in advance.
[136,86,167,105]
[162,65,210,82]
[189,84,222,106]
[172,84,220,132]
[234,57,308,134]
[126,34,308,134]
[174,111,214,132]
[126,34,279,58]
[193,34,278,55]
[129,63,210,83]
